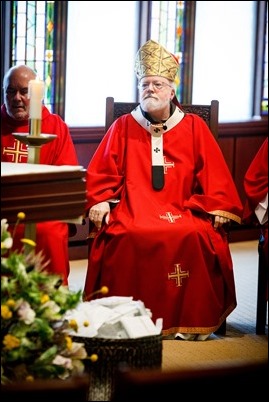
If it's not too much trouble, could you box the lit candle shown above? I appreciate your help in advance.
[28,78,45,119]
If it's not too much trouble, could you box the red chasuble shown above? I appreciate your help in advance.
[84,106,243,335]
[1,104,79,285]
[243,137,268,224]
[243,137,268,266]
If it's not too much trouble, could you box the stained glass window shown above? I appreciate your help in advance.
[12,1,55,112]
[150,1,186,102]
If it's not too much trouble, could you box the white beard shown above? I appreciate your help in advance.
[140,97,162,112]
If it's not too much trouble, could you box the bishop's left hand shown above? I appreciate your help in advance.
[213,215,230,229]
[88,201,110,230]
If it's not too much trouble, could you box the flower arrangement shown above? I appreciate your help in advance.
[1,214,91,384]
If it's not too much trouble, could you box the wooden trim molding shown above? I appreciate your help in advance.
[70,118,268,143]
[218,118,268,137]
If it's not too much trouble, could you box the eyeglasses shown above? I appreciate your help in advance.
[138,81,172,92]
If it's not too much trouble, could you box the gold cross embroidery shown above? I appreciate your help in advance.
[2,139,28,163]
[160,212,182,223]
[163,156,174,174]
[168,264,189,286]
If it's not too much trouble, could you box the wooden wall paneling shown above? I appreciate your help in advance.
[218,137,235,177]
[75,142,100,170]
[70,126,104,169]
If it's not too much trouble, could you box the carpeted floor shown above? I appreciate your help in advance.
[162,331,268,371]
[69,240,268,371]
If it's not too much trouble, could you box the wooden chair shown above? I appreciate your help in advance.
[105,97,219,140]
[105,97,226,335]
[256,231,268,334]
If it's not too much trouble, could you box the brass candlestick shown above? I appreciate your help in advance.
[12,118,57,248]
[13,132,57,164]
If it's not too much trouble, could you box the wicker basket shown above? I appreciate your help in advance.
[73,335,162,401]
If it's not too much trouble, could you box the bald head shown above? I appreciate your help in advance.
[3,65,37,121]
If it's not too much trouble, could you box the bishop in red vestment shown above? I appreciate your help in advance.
[1,65,79,286]
[243,137,268,266]
[84,40,243,339]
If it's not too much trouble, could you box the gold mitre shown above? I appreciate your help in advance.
[135,39,179,81]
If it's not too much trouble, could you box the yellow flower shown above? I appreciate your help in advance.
[3,334,21,350]
[83,285,109,301]
[11,212,26,243]
[41,294,50,304]
[21,238,36,247]
[69,319,78,331]
[1,305,12,320]
[100,286,109,295]
[17,212,26,220]
[89,354,98,362]
[65,336,73,350]
[6,299,16,308]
